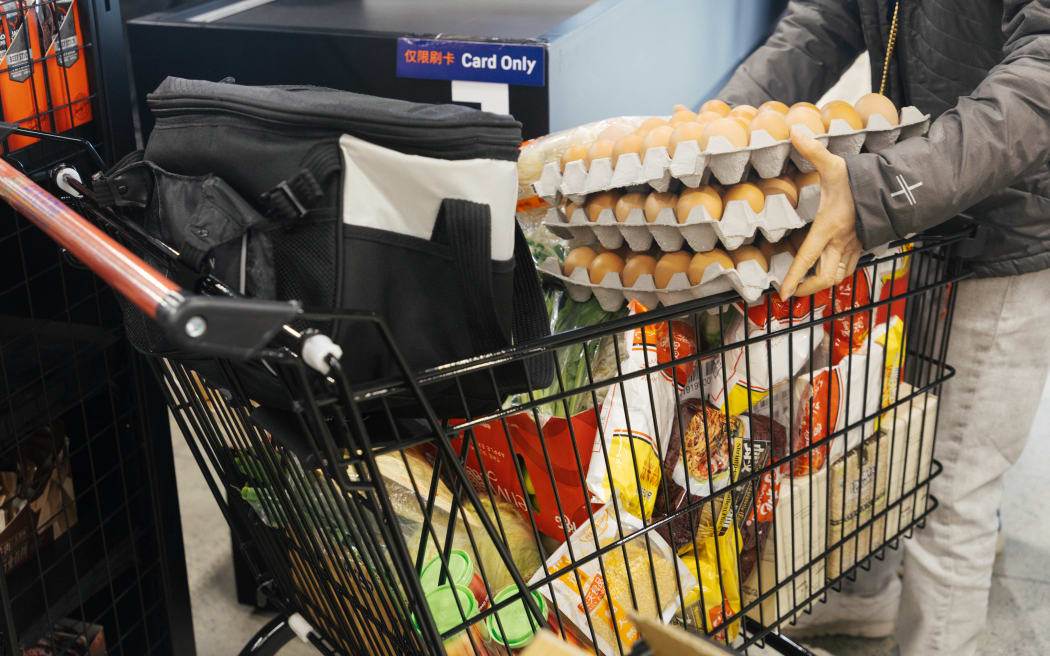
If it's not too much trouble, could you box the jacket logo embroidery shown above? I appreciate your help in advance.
[891,175,923,205]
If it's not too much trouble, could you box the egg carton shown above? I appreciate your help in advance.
[531,107,931,202]
[789,105,931,173]
[538,250,794,311]
[542,183,819,253]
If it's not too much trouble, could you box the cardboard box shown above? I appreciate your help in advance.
[450,412,601,540]
[742,468,828,627]
[826,433,891,579]
[0,423,77,574]
[23,619,106,656]
[882,385,938,535]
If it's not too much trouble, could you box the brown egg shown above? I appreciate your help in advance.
[654,251,693,288]
[731,116,752,130]
[669,122,705,157]
[669,109,699,127]
[635,117,669,137]
[730,245,770,272]
[614,191,646,222]
[622,254,658,287]
[749,110,791,141]
[785,106,827,135]
[724,182,765,213]
[758,100,790,115]
[588,252,625,285]
[672,104,690,113]
[642,125,675,152]
[696,110,724,125]
[586,139,615,166]
[757,176,799,208]
[613,133,645,166]
[585,190,620,222]
[854,93,900,127]
[730,105,759,121]
[563,200,581,220]
[757,238,796,262]
[795,170,821,189]
[644,191,677,223]
[700,99,732,117]
[789,226,810,251]
[820,100,864,131]
[676,185,723,222]
[688,249,735,284]
[791,102,820,112]
[563,246,597,276]
[700,118,749,150]
[597,121,634,142]
[560,144,589,172]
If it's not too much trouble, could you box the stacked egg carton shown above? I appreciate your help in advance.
[534,107,930,200]
[534,99,931,310]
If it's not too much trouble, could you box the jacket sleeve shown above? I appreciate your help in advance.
[717,0,865,106]
[849,1,1050,249]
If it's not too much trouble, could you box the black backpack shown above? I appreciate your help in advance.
[98,77,552,417]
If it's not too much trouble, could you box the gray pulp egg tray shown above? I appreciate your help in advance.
[538,250,795,311]
[541,183,819,253]
[533,106,930,203]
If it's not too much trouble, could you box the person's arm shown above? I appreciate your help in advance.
[782,1,1050,298]
[847,1,1050,249]
[718,0,864,106]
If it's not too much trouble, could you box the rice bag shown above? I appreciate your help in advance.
[530,505,697,656]
[588,300,697,520]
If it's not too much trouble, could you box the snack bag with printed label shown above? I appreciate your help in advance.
[825,253,911,365]
[531,505,696,656]
[710,291,829,417]
[791,344,885,476]
[587,300,696,520]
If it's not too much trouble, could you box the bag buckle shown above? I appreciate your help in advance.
[268,181,309,220]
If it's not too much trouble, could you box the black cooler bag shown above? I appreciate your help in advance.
[102,77,552,417]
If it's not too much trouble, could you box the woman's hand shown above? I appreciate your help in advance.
[779,127,864,300]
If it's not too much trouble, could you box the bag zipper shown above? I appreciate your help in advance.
[148,94,522,156]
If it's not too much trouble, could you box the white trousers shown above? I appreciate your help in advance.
[845,267,1050,656]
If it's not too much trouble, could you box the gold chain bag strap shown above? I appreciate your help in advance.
[880,1,901,95]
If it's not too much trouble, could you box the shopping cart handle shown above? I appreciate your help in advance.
[0,155,300,358]
[158,293,301,359]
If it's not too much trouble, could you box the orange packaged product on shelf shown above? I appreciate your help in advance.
[39,0,92,131]
[0,0,52,149]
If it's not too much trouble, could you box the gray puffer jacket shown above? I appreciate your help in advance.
[718,0,1050,278]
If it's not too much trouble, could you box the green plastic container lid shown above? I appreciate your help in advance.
[420,550,473,592]
[484,586,546,649]
[412,585,478,638]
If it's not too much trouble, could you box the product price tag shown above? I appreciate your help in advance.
[397,37,545,87]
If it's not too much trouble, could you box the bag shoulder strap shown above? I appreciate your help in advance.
[435,199,554,387]
[261,144,341,222]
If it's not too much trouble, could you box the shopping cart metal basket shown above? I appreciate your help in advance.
[0,149,971,656]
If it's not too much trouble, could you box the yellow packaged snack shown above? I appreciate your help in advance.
[589,301,697,520]
[531,506,697,656]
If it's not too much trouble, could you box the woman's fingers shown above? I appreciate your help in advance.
[794,245,846,298]
[780,226,829,299]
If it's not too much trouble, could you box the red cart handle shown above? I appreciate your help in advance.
[0,157,300,358]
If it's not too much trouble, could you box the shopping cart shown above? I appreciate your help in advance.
[0,148,970,656]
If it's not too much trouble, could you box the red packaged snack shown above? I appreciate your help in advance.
[825,254,911,364]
